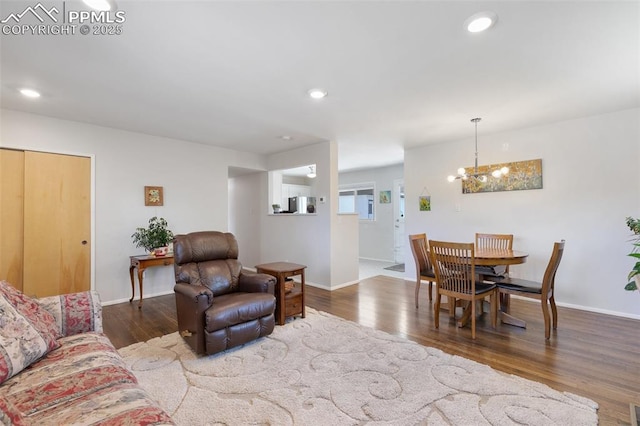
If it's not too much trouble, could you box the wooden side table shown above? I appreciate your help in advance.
[255,262,306,325]
[129,254,174,308]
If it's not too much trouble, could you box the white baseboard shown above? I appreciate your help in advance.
[359,257,396,263]
[102,289,174,306]
[507,294,640,321]
[101,278,640,321]
[307,279,360,291]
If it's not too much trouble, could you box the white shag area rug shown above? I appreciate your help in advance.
[118,309,598,425]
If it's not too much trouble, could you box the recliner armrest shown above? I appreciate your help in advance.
[174,283,213,355]
[174,283,213,305]
[238,273,276,294]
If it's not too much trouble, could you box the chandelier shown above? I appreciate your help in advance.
[447,118,509,183]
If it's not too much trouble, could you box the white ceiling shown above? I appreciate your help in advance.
[1,1,638,172]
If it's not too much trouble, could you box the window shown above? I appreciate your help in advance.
[339,184,375,220]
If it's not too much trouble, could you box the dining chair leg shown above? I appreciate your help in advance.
[490,290,498,329]
[550,295,558,330]
[415,279,420,308]
[428,282,433,301]
[471,299,477,340]
[434,293,441,329]
[449,297,456,318]
[541,299,551,340]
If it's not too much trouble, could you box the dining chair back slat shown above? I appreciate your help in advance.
[429,240,498,339]
[475,233,514,276]
[408,233,436,308]
[475,233,513,251]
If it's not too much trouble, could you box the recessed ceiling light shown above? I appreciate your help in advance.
[465,11,498,33]
[83,0,116,11]
[307,165,316,178]
[280,135,292,141]
[308,89,327,99]
[19,88,41,98]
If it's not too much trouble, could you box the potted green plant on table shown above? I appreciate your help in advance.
[625,216,640,292]
[132,216,174,256]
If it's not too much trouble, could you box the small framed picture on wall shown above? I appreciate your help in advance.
[419,195,431,211]
[379,190,391,204]
[145,186,164,206]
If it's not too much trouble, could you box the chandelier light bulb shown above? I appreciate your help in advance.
[448,117,508,185]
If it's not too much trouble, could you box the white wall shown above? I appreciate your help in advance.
[260,142,333,287]
[6,108,637,317]
[228,171,262,268]
[1,109,267,304]
[404,108,640,318]
[258,141,359,289]
[339,164,404,261]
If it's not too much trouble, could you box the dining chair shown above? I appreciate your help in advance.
[495,240,565,340]
[408,233,436,308]
[475,233,514,278]
[429,240,498,339]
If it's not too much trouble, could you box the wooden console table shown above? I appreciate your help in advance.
[255,262,306,325]
[129,254,174,308]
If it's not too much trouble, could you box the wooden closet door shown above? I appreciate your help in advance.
[23,151,91,297]
[0,149,25,290]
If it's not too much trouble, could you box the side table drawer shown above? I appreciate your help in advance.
[284,293,303,317]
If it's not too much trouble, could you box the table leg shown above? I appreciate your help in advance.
[499,293,526,328]
[500,312,527,328]
[457,299,489,328]
[277,272,285,325]
[300,269,305,319]
[137,268,144,309]
[457,301,472,328]
[129,266,135,303]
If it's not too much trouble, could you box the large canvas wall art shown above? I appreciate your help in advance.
[462,158,543,194]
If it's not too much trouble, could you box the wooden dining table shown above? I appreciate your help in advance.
[475,248,529,266]
[457,248,529,328]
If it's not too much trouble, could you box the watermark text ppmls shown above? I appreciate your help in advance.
[1,2,127,36]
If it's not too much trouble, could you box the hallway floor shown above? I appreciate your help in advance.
[359,258,406,280]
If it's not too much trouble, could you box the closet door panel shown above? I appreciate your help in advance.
[23,151,91,297]
[0,149,25,290]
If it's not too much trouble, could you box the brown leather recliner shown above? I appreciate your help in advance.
[173,231,276,355]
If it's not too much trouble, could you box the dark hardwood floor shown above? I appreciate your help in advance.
[103,275,639,425]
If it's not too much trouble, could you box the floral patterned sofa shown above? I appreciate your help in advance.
[0,281,173,425]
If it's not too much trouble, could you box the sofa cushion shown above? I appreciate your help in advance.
[205,292,276,332]
[0,395,27,425]
[0,281,60,384]
[0,332,173,425]
[37,291,103,336]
